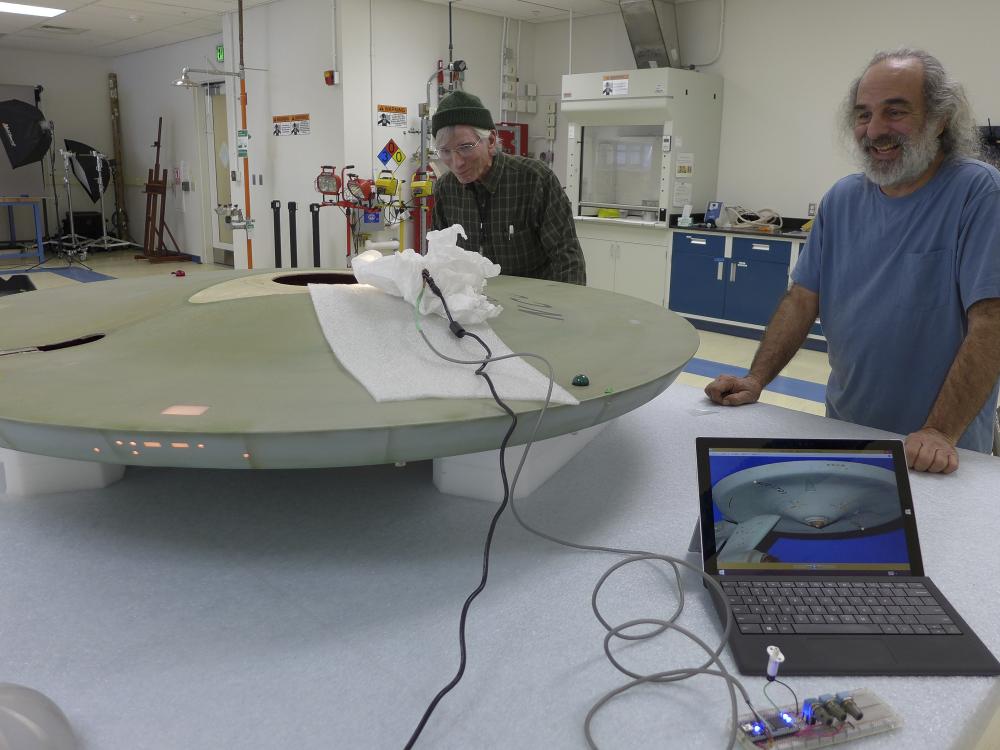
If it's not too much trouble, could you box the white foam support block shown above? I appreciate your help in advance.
[432,421,608,501]
[0,448,125,497]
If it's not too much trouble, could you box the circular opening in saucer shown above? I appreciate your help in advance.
[272,273,357,286]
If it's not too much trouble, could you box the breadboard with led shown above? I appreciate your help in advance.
[735,688,901,749]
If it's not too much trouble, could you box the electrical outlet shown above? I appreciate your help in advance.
[807,202,817,217]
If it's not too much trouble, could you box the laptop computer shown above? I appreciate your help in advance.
[695,436,1000,676]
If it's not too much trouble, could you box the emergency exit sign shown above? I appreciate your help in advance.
[216,45,225,62]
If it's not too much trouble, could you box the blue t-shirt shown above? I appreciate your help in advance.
[792,158,1000,452]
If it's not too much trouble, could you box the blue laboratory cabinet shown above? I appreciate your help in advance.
[668,232,727,317]
[669,232,791,327]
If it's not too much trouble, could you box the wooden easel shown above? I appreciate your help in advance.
[136,117,189,263]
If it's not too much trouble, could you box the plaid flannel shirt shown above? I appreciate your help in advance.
[432,150,587,285]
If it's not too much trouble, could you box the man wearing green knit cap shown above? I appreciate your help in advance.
[431,90,586,285]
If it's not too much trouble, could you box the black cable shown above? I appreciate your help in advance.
[764,677,800,716]
[407,273,768,748]
[403,273,515,750]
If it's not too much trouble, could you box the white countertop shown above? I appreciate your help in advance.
[1,383,997,749]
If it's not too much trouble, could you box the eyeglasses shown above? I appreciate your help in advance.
[437,136,482,160]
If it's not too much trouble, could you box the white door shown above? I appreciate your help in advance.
[204,83,233,260]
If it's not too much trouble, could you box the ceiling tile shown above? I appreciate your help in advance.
[96,0,216,19]
[91,25,209,56]
[0,15,46,33]
[39,7,195,34]
[4,0,616,58]
[422,0,618,22]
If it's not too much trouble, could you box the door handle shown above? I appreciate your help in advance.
[717,260,725,281]
[730,263,737,282]
[690,237,707,245]
[751,243,770,251]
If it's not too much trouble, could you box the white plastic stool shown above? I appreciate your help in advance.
[432,421,609,502]
[0,448,125,497]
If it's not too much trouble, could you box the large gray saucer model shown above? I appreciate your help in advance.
[0,271,698,490]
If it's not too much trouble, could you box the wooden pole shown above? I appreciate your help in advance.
[107,74,131,242]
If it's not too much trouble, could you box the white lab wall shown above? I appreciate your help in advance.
[215,0,347,270]
[308,0,509,263]
[708,0,1000,217]
[112,35,224,261]
[494,19,537,140]
[674,0,722,69]
[10,0,1000,262]
[337,0,509,261]
[219,7,270,270]
[530,13,634,187]
[531,0,1000,218]
[108,0,512,268]
[0,49,112,237]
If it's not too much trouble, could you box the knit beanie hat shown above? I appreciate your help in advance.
[431,91,495,137]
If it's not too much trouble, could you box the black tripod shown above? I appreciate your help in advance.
[23,86,69,262]
[24,149,93,271]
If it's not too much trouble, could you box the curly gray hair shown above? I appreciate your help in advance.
[840,48,981,160]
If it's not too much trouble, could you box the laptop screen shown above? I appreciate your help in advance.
[696,438,924,578]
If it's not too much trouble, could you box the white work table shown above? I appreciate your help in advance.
[1,383,997,749]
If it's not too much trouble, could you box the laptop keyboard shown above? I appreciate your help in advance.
[721,580,962,636]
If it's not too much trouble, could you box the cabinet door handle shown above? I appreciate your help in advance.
[716,260,724,281]
[730,263,737,282]
[751,243,770,251]
[690,237,707,245]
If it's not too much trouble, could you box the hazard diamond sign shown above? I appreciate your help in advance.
[377,138,400,166]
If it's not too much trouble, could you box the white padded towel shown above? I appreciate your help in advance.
[309,283,579,406]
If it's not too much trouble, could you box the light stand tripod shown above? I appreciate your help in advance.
[24,150,93,271]
[59,150,92,249]
[18,118,62,260]
[85,150,137,251]
[29,86,62,258]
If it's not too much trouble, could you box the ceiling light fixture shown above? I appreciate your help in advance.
[0,2,66,17]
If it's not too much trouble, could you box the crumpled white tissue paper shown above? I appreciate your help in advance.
[351,224,502,325]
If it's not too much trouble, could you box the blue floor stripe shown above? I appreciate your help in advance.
[683,357,827,403]
[7,266,116,283]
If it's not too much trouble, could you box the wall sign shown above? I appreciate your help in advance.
[272,113,311,136]
[675,153,694,178]
[376,104,407,128]
[377,139,406,168]
[601,75,629,97]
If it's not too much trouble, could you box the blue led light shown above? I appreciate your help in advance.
[781,712,794,724]
[752,723,763,734]
[803,699,815,721]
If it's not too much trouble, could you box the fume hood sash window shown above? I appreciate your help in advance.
[577,124,663,216]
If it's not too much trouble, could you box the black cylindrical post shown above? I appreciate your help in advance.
[270,200,281,268]
[287,201,298,268]
[310,203,321,267]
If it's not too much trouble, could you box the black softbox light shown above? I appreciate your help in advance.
[64,139,111,203]
[0,99,52,168]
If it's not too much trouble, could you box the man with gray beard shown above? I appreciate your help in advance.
[705,49,1000,474]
